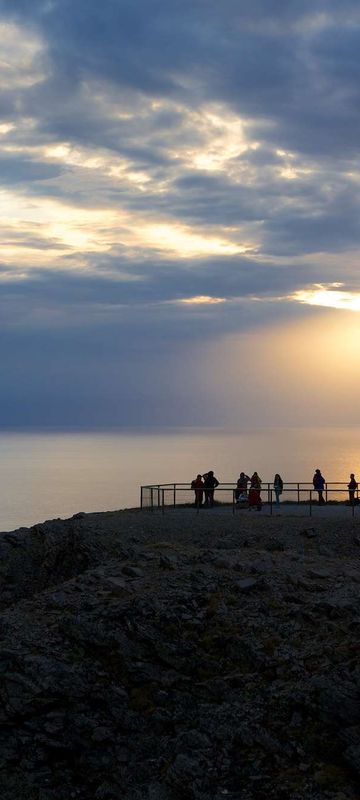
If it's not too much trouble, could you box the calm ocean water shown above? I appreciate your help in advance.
[0,428,359,531]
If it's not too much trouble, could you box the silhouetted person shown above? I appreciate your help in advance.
[235,472,250,500]
[313,469,325,504]
[202,470,219,507]
[249,472,262,511]
[273,473,284,506]
[348,473,358,505]
[191,474,204,507]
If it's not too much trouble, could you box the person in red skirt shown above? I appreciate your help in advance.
[249,472,262,511]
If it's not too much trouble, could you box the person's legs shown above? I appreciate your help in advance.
[275,489,280,505]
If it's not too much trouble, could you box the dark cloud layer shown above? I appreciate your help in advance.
[4,0,360,157]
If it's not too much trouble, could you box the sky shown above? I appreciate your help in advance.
[1,0,360,429]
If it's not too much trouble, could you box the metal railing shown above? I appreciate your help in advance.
[140,482,359,516]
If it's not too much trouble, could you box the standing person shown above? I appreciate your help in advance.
[235,472,250,500]
[202,470,219,507]
[313,469,326,504]
[273,473,284,506]
[348,473,358,505]
[191,474,204,507]
[249,472,262,511]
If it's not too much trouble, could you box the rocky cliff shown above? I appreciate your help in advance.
[1,509,360,799]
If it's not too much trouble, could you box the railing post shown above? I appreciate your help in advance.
[309,489,312,517]
[140,486,143,509]
[232,489,235,515]
[325,482,328,503]
[162,489,165,514]
[297,483,300,504]
[270,488,273,516]
[150,488,154,511]
[173,483,176,508]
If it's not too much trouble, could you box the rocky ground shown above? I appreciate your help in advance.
[1,508,360,799]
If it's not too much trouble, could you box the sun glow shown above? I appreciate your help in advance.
[293,286,360,312]
[206,308,360,428]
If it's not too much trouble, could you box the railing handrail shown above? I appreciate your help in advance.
[141,481,359,516]
[144,485,353,490]
[141,480,355,488]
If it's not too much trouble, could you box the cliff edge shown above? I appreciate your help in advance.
[1,509,360,799]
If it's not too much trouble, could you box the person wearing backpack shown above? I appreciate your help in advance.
[235,472,250,500]
[313,469,325,504]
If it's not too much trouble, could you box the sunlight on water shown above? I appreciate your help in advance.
[0,428,359,531]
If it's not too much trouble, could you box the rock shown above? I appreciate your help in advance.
[175,730,211,751]
[121,565,144,578]
[215,540,238,550]
[1,509,360,799]
[166,753,203,789]
[266,538,285,552]
[300,528,317,538]
[104,576,129,591]
[214,558,233,569]
[311,678,360,725]
[308,568,332,579]
[159,554,177,569]
[339,727,360,777]
[235,578,261,592]
[147,783,171,800]
[342,568,360,582]
[246,557,273,574]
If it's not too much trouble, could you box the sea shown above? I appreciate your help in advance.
[0,427,359,531]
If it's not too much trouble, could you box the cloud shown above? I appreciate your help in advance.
[177,296,226,305]
[1,1,360,426]
[292,284,360,311]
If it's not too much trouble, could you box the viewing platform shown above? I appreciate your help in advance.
[140,481,360,517]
